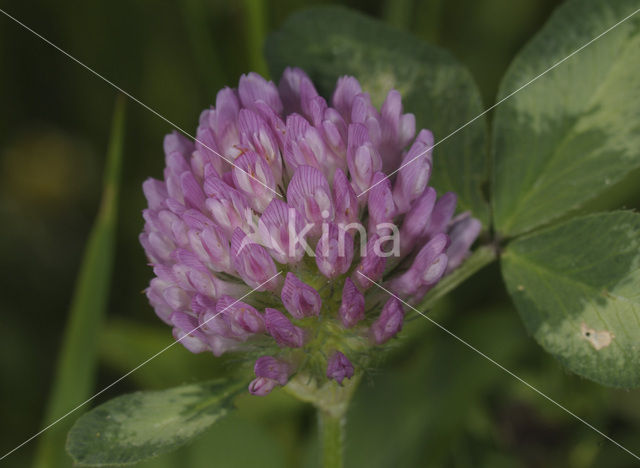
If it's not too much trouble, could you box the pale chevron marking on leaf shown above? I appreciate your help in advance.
[357,270,640,462]
[502,211,640,388]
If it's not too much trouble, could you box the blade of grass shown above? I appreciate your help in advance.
[243,0,269,76]
[181,0,227,93]
[31,95,126,468]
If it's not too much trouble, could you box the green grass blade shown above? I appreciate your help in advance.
[32,95,126,468]
[180,0,227,91]
[243,0,269,76]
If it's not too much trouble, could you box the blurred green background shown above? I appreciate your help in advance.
[2,0,639,467]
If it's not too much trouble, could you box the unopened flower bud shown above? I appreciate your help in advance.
[281,273,322,319]
[254,356,290,385]
[338,278,365,328]
[326,351,354,384]
[265,308,306,348]
[370,297,404,345]
[248,377,277,396]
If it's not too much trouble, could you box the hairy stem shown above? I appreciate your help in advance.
[319,409,345,468]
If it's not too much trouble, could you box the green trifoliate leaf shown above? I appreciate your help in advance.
[502,211,640,388]
[492,0,640,236]
[266,6,489,224]
[66,379,243,466]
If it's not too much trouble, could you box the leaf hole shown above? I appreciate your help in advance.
[580,323,614,350]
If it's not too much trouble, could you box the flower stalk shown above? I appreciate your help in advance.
[319,409,346,468]
[285,373,357,468]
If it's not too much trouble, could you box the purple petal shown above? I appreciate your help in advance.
[164,150,189,176]
[281,273,322,319]
[231,228,280,291]
[254,356,290,385]
[283,114,330,175]
[425,192,457,238]
[347,124,382,196]
[370,297,404,345]
[338,277,365,328]
[286,166,334,230]
[204,176,253,235]
[187,225,232,273]
[378,90,416,172]
[332,76,362,121]
[258,199,309,264]
[166,210,190,247]
[305,95,328,128]
[151,209,186,246]
[182,208,215,230]
[346,122,369,153]
[350,93,377,125]
[216,295,265,337]
[162,285,191,311]
[191,292,216,314]
[171,262,217,298]
[237,109,283,183]
[253,100,287,148]
[248,377,277,396]
[215,87,240,123]
[191,141,216,180]
[393,129,433,213]
[446,214,482,273]
[390,233,449,296]
[264,308,306,348]
[232,151,276,212]
[208,335,244,356]
[164,131,194,159]
[380,90,402,137]
[171,311,208,353]
[238,72,283,114]
[164,153,190,204]
[321,110,348,163]
[142,178,168,210]
[279,67,318,116]
[146,278,174,325]
[368,172,396,229]
[333,168,359,226]
[209,88,242,161]
[140,230,174,264]
[194,112,225,176]
[326,351,354,384]
[198,302,233,338]
[400,187,437,252]
[180,172,206,211]
[353,234,387,290]
[316,223,354,279]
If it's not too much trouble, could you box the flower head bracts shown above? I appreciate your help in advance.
[141,69,481,396]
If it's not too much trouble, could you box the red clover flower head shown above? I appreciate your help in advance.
[140,68,480,395]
